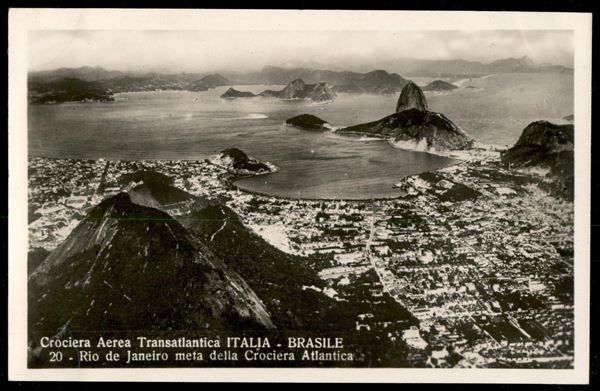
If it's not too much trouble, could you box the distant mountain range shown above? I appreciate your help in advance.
[381,56,573,77]
[29,66,404,101]
[226,56,571,81]
[29,66,128,82]
[28,66,407,97]
[230,66,408,94]
[28,77,115,104]
[28,56,572,103]
[28,70,233,102]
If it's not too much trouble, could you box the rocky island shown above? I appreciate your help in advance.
[337,82,474,151]
[221,87,257,98]
[221,79,336,102]
[422,80,458,92]
[285,114,331,130]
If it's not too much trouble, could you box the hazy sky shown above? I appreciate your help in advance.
[28,30,574,73]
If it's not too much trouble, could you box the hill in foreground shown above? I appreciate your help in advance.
[501,121,573,175]
[501,121,574,198]
[28,192,274,363]
[29,169,420,367]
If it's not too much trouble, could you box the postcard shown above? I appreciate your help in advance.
[8,8,591,383]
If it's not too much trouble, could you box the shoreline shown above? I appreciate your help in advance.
[332,130,506,160]
[26,153,475,202]
[332,130,474,160]
[229,179,409,203]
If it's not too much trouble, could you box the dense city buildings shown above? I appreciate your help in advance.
[28,149,574,368]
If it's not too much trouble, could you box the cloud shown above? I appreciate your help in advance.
[28,30,573,72]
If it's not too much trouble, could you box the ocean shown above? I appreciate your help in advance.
[28,73,573,199]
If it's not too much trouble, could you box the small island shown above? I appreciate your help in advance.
[285,114,331,130]
[422,80,458,92]
[221,88,257,98]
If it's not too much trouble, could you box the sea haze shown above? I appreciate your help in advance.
[28,73,573,199]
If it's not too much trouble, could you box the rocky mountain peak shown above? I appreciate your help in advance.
[277,79,307,99]
[502,120,574,173]
[289,78,306,89]
[501,120,574,198]
[513,120,574,148]
[337,81,473,151]
[220,87,256,98]
[396,81,428,113]
[308,82,336,102]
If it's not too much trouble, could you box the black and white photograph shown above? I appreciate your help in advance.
[8,8,592,383]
